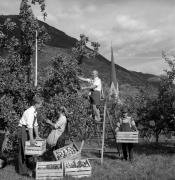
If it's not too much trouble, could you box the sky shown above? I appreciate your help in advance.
[0,0,175,75]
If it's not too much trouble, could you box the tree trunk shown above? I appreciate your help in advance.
[155,132,159,143]
[27,63,32,83]
[78,55,83,64]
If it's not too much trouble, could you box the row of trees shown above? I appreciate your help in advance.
[110,52,175,142]
[138,52,175,142]
[0,0,175,155]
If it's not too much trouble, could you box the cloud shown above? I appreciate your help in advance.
[114,15,147,31]
[127,58,168,75]
[0,0,175,75]
[84,5,96,12]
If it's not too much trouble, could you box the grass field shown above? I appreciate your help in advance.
[0,143,175,180]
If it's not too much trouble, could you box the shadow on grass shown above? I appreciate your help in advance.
[81,149,121,161]
[81,142,175,160]
[134,142,175,155]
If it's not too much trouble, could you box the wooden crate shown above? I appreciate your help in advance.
[36,161,63,180]
[64,159,92,178]
[116,132,139,143]
[25,139,46,156]
[53,143,81,161]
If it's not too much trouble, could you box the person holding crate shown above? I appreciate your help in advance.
[115,107,138,162]
[78,70,102,122]
[46,106,69,149]
[17,96,43,176]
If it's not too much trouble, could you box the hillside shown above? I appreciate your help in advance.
[0,15,160,89]
[0,15,77,48]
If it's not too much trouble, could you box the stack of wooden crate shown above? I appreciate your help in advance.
[24,139,46,156]
[35,141,92,179]
[36,159,91,179]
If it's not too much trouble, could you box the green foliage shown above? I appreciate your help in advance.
[43,54,80,97]
[72,34,100,64]
[0,18,17,49]
[0,0,48,153]
[38,54,94,140]
[0,52,37,153]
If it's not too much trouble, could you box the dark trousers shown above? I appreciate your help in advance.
[122,143,133,161]
[17,126,29,175]
[55,131,66,150]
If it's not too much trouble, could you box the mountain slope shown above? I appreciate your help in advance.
[0,15,159,88]
[0,15,77,48]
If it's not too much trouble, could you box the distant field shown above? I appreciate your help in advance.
[0,143,175,180]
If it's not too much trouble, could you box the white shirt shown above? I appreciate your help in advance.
[54,114,67,132]
[18,106,38,128]
[117,116,136,127]
[87,77,102,91]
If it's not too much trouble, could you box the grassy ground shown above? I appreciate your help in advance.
[0,143,175,180]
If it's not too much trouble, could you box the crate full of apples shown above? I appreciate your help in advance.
[64,159,92,178]
[53,143,81,161]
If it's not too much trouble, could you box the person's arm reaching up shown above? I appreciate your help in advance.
[77,76,91,83]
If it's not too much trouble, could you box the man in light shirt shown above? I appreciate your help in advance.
[17,96,43,176]
[78,70,102,121]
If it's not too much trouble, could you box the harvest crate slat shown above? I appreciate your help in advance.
[36,172,63,176]
[36,177,62,180]
[25,139,46,156]
[116,136,138,139]
[64,159,92,178]
[36,169,63,174]
[65,171,91,176]
[25,139,46,146]
[53,143,81,161]
[36,161,63,180]
[116,132,139,143]
[25,149,46,156]
[36,173,63,177]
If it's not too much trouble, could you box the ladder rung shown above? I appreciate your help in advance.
[95,122,103,124]
[95,132,103,134]
[86,158,101,160]
[89,137,102,140]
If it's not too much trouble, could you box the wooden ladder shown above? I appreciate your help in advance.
[82,100,120,164]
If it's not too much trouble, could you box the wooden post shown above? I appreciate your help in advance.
[101,103,106,164]
[34,30,38,87]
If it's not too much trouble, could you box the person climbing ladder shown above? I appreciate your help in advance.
[78,70,102,122]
